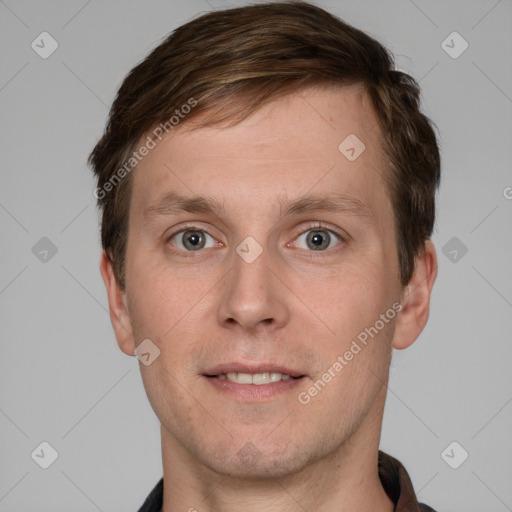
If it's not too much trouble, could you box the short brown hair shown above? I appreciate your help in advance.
[88,0,440,290]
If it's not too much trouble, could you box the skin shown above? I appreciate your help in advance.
[101,85,437,512]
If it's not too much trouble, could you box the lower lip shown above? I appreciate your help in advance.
[203,375,305,401]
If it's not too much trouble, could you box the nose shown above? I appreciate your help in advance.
[217,240,289,334]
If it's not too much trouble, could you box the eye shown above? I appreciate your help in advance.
[169,228,217,251]
[293,225,342,251]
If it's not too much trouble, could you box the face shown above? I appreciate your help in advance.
[107,85,419,479]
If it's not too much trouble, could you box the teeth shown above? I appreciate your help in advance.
[218,372,295,385]
[252,372,270,385]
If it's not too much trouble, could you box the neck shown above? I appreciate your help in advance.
[160,388,394,512]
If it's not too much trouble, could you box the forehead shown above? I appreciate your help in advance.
[129,85,389,221]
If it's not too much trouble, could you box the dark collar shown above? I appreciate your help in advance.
[137,451,437,512]
[377,450,437,512]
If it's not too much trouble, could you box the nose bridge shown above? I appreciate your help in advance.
[218,235,288,331]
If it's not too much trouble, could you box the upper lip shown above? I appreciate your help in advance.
[203,362,305,377]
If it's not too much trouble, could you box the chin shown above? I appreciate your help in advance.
[201,438,317,480]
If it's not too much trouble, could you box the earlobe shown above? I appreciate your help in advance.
[99,251,136,356]
[392,241,438,350]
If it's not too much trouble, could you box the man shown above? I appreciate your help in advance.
[88,2,440,511]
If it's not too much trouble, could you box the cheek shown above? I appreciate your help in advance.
[125,253,198,335]
[308,259,397,392]
[125,264,212,378]
[316,265,391,333]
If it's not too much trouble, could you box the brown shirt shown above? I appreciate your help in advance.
[137,450,437,512]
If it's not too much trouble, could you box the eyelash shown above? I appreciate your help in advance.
[167,222,344,255]
[293,222,344,251]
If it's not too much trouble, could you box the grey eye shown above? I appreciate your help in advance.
[295,229,340,251]
[171,230,215,251]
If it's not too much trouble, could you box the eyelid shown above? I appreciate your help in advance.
[294,221,345,241]
[166,222,218,240]
[165,221,346,253]
[167,223,223,251]
[286,221,346,254]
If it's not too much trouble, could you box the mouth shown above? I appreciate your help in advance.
[204,372,305,385]
[202,367,307,401]
[202,362,307,400]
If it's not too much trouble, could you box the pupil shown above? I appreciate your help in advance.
[185,231,204,250]
[308,230,329,250]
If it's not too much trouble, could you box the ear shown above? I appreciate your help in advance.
[99,251,136,356]
[392,240,438,350]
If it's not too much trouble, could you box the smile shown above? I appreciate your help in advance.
[213,372,303,385]
[203,372,306,401]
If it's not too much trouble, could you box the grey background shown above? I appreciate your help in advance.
[1,0,511,510]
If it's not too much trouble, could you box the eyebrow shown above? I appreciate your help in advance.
[143,192,226,221]
[143,190,373,224]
